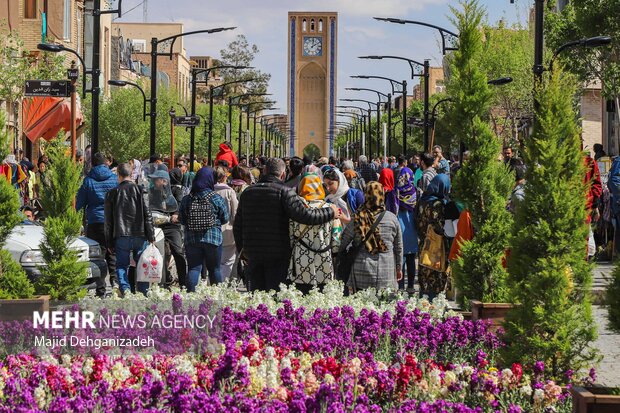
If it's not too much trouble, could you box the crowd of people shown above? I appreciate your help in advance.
[4,138,605,299]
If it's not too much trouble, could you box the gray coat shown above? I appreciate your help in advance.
[339,211,403,291]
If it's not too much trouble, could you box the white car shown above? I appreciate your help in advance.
[5,220,107,287]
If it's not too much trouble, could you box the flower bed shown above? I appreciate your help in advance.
[0,281,592,412]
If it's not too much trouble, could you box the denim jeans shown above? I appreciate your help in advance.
[115,236,150,296]
[186,243,222,292]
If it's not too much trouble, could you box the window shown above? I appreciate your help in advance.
[63,0,71,40]
[302,19,307,32]
[318,19,323,32]
[310,19,315,31]
[24,0,37,19]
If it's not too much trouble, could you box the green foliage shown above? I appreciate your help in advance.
[446,0,514,304]
[479,23,534,147]
[39,135,83,218]
[607,260,620,332]
[219,34,271,96]
[0,249,34,299]
[0,25,65,103]
[36,212,88,300]
[0,110,33,299]
[503,69,597,380]
[545,0,620,98]
[37,136,87,300]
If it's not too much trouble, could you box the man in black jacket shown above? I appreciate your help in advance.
[234,158,342,291]
[104,163,156,296]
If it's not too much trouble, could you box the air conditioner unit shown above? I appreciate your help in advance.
[132,39,147,53]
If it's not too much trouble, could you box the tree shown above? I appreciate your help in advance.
[478,22,534,148]
[36,136,88,300]
[545,0,620,99]
[218,35,271,98]
[0,110,34,299]
[446,0,515,304]
[503,68,598,380]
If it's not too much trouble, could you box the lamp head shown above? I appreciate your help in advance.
[374,17,406,24]
[584,36,612,48]
[108,80,128,87]
[351,75,370,79]
[209,27,236,33]
[37,43,64,53]
[345,87,361,91]
[358,55,382,60]
[487,77,513,86]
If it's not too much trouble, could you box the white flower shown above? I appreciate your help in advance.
[111,362,131,382]
[533,388,545,403]
[34,384,47,409]
[520,384,533,396]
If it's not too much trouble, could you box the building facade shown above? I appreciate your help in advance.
[287,11,337,157]
[112,22,192,102]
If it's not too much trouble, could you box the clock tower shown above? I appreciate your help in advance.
[288,12,338,158]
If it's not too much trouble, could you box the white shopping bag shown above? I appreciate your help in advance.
[136,243,163,283]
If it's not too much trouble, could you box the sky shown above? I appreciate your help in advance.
[116,0,534,122]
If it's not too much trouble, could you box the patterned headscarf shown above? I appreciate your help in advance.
[355,181,388,254]
[379,168,398,214]
[396,167,417,212]
[343,169,357,183]
[298,173,325,202]
[420,174,451,205]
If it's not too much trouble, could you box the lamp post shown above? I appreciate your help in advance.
[359,55,430,150]
[228,92,272,154]
[373,17,458,55]
[352,74,408,155]
[337,105,365,157]
[149,27,235,157]
[346,87,391,156]
[248,105,278,156]
[244,101,276,158]
[189,64,250,171]
[341,98,378,157]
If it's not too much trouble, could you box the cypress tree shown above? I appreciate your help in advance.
[0,110,34,299]
[36,136,88,301]
[503,68,597,379]
[446,0,514,304]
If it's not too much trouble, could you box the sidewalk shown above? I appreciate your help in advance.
[592,262,620,387]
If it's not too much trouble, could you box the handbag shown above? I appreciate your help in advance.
[336,211,386,282]
[419,225,447,272]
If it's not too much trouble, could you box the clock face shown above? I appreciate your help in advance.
[303,36,322,56]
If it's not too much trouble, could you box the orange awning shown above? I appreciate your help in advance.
[22,96,83,142]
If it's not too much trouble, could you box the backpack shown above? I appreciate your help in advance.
[186,191,218,232]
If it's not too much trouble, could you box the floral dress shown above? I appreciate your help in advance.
[416,199,450,295]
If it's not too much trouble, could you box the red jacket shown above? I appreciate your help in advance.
[215,143,238,168]
[584,155,602,224]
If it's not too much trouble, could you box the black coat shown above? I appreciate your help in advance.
[233,175,334,261]
[104,180,156,245]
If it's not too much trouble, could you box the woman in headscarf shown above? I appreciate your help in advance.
[288,173,338,294]
[230,165,252,200]
[214,166,239,281]
[160,167,188,289]
[323,168,364,224]
[379,168,398,214]
[178,167,230,291]
[396,166,419,292]
[339,182,403,292]
[415,174,451,300]
[129,158,142,182]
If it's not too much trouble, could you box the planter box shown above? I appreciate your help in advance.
[459,311,472,321]
[0,295,50,322]
[571,386,620,413]
[470,300,514,330]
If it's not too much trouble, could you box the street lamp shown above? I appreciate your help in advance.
[359,55,432,151]
[246,101,277,156]
[347,87,392,156]
[189,64,251,170]
[341,98,379,156]
[487,77,513,86]
[107,80,149,120]
[205,77,257,165]
[228,93,272,154]
[549,36,612,71]
[373,17,458,55]
[351,74,409,155]
[149,27,236,157]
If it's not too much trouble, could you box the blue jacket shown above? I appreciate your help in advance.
[76,165,118,224]
[608,157,620,214]
[346,188,364,215]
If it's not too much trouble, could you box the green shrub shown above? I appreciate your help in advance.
[0,110,34,299]
[36,136,87,300]
[446,0,514,305]
[503,68,597,380]
[607,261,620,332]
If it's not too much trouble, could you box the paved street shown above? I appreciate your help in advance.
[592,263,620,387]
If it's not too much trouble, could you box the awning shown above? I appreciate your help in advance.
[22,96,83,142]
